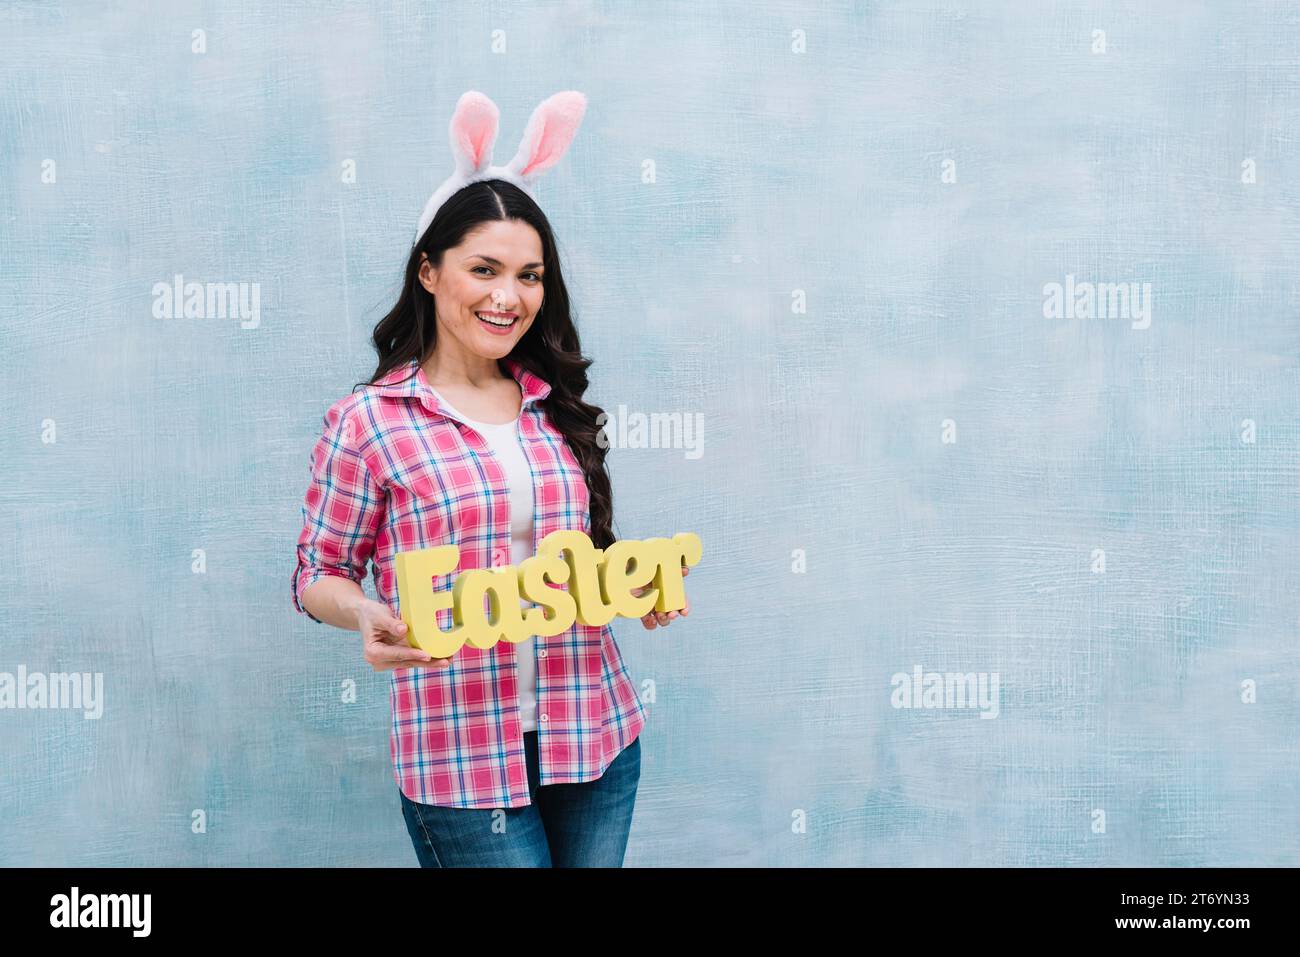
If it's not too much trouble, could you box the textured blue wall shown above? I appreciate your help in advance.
[2,0,1297,866]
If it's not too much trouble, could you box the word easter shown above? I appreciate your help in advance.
[395,530,702,657]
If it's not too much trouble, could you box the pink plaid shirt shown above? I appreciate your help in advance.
[293,356,647,809]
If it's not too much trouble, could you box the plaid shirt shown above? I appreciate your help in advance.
[293,356,647,809]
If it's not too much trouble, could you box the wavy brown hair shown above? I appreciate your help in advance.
[357,179,617,548]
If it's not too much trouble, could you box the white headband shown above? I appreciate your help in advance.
[414,89,588,244]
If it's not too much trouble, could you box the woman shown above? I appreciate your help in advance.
[291,91,690,867]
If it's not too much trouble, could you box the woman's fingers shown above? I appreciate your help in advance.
[367,622,437,670]
[644,601,689,630]
[369,638,430,669]
[401,656,454,670]
[384,625,456,670]
[356,605,456,671]
[373,643,453,671]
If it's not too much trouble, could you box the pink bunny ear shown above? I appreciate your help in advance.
[449,91,499,175]
[505,91,587,181]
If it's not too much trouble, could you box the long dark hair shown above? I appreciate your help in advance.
[358,179,617,549]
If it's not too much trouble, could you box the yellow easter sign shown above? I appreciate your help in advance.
[394,530,703,658]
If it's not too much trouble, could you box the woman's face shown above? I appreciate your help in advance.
[419,218,546,361]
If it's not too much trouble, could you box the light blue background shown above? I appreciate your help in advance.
[2,0,1297,866]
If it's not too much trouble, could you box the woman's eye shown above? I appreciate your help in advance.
[472,265,541,281]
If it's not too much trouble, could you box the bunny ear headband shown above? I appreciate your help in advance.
[414,89,588,244]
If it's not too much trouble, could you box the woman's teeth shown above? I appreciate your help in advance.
[475,311,517,328]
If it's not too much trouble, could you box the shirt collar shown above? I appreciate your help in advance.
[369,356,553,415]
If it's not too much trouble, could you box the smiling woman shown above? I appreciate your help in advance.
[292,90,691,867]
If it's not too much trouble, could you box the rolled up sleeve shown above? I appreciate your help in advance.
[293,399,385,623]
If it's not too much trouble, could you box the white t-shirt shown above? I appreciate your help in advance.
[430,387,539,733]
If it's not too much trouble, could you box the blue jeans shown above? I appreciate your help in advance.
[399,731,641,867]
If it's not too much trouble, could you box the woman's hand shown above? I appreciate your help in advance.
[356,599,454,672]
[632,565,690,630]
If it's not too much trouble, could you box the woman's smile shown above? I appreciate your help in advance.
[474,309,521,335]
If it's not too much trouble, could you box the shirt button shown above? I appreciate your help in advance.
[537,649,547,659]
[539,714,548,723]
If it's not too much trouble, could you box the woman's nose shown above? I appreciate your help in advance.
[489,286,520,309]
